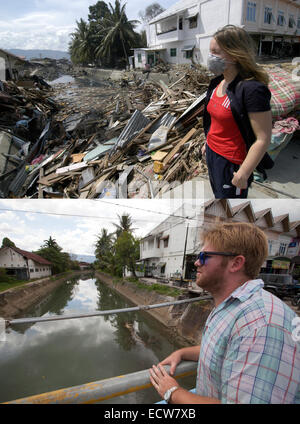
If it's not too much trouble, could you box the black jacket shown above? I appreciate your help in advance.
[203,74,274,173]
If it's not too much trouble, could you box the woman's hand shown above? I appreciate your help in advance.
[232,170,248,189]
[201,143,206,159]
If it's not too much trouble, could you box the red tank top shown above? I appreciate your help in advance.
[206,86,247,164]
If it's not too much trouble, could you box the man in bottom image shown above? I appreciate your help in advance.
[149,222,300,404]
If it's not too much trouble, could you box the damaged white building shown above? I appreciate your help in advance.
[133,0,300,68]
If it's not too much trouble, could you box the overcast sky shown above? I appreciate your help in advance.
[0,199,299,258]
[0,0,175,51]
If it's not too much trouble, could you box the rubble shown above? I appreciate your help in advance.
[0,61,299,198]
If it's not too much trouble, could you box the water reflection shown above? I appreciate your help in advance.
[0,276,195,404]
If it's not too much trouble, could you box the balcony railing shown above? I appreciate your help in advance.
[3,361,197,404]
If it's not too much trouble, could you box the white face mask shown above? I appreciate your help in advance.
[207,53,235,76]
[207,53,226,76]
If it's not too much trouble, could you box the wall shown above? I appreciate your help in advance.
[0,248,27,268]
[0,271,88,319]
[27,259,52,279]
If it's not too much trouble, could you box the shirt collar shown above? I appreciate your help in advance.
[207,279,264,322]
[230,279,264,302]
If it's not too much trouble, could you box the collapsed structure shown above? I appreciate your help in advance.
[0,59,300,198]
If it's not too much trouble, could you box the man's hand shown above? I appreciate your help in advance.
[149,364,179,399]
[159,350,182,376]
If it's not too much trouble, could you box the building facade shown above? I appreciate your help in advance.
[139,199,300,280]
[0,48,26,82]
[134,0,300,68]
[0,246,52,280]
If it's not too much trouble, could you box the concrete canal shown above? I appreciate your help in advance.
[0,274,195,404]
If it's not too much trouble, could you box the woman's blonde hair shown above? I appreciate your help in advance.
[202,222,269,279]
[214,25,269,86]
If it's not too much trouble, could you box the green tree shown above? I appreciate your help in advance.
[138,3,165,23]
[95,228,114,272]
[69,18,94,65]
[113,213,134,239]
[115,231,140,278]
[35,238,70,275]
[42,236,61,251]
[96,0,140,67]
[1,237,16,248]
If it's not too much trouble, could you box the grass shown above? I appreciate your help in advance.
[0,269,82,293]
[126,278,182,297]
[0,278,31,293]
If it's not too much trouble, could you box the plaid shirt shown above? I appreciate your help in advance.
[196,279,300,404]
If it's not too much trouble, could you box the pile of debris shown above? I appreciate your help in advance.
[0,68,210,198]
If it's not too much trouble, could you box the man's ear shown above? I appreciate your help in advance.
[228,255,246,273]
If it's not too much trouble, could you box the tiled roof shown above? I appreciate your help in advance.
[9,247,52,265]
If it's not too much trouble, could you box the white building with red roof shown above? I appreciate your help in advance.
[0,246,52,280]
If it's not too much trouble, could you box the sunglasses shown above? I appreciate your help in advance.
[197,251,238,265]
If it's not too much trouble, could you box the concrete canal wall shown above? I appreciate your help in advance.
[0,271,90,319]
[96,272,213,345]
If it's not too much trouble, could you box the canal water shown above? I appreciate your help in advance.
[0,275,195,404]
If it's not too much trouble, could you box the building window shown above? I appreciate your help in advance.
[170,48,177,57]
[179,17,183,30]
[298,17,300,29]
[163,236,169,248]
[268,240,274,255]
[189,16,197,29]
[277,11,285,26]
[247,2,256,22]
[289,15,296,28]
[30,269,34,272]
[157,238,160,248]
[137,53,142,63]
[279,243,288,256]
[264,7,273,24]
[186,50,193,59]
[35,268,38,272]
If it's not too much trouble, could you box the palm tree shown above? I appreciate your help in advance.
[96,0,140,66]
[42,236,61,251]
[113,213,134,239]
[69,19,93,65]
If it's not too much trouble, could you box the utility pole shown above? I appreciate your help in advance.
[181,222,189,285]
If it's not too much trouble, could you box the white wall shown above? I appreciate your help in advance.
[0,248,27,268]
[27,259,52,279]
[0,247,51,279]
[146,0,300,66]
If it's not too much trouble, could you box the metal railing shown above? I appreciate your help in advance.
[5,295,212,328]
[3,361,197,404]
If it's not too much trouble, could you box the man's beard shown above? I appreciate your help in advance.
[196,263,226,294]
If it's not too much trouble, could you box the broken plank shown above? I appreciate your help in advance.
[163,128,197,166]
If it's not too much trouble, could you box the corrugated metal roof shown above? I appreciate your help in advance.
[112,110,150,153]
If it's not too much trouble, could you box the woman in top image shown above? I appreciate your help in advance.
[202,24,272,198]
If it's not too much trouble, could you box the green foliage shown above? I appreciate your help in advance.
[126,278,181,297]
[115,231,140,277]
[94,213,140,278]
[1,237,16,248]
[69,0,143,67]
[139,3,165,23]
[35,237,74,275]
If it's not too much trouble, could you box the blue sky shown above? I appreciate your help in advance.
[0,0,175,51]
[0,199,299,257]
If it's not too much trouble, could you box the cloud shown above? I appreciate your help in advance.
[0,0,175,50]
